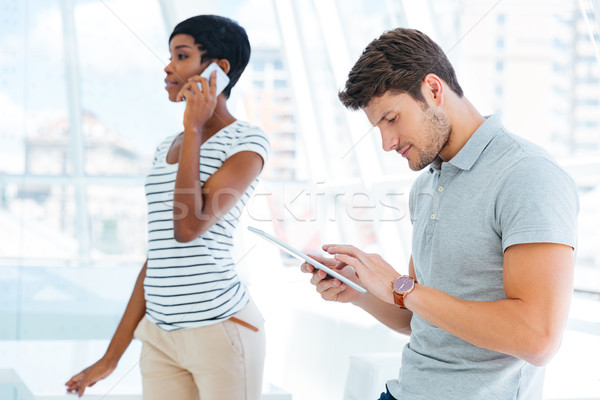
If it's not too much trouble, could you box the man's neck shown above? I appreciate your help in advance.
[439,96,485,162]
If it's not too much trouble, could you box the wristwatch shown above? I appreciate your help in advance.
[392,275,416,309]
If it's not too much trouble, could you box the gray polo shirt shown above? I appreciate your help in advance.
[387,115,579,399]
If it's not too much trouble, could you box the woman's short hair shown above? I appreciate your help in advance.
[170,15,250,98]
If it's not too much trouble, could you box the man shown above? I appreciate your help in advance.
[302,28,578,399]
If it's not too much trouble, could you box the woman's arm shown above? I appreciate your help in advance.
[103,260,147,362]
[65,260,147,396]
[173,143,264,242]
[172,73,265,242]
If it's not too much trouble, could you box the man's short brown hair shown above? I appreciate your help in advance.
[338,28,463,110]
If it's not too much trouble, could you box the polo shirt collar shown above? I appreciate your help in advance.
[430,114,502,173]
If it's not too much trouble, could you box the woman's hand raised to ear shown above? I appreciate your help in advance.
[176,70,219,135]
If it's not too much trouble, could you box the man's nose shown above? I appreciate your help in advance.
[381,131,398,152]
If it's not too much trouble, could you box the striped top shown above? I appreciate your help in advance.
[143,120,270,331]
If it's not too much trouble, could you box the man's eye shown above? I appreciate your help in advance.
[177,54,188,60]
[387,116,397,124]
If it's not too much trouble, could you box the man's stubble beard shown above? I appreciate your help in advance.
[410,107,452,171]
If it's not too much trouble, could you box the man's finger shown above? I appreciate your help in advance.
[300,262,314,273]
[332,253,363,272]
[315,276,343,294]
[310,269,328,285]
[320,285,345,301]
[307,254,343,268]
[324,244,367,262]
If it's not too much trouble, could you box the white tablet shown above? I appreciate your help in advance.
[247,226,367,293]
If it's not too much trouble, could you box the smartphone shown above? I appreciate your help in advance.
[247,226,368,293]
[198,62,230,96]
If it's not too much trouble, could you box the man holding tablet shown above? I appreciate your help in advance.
[301,28,578,400]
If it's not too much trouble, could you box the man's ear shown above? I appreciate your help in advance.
[216,59,231,75]
[422,74,444,106]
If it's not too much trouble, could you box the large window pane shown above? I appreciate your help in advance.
[74,0,176,173]
[0,0,70,175]
[0,183,78,266]
[88,184,147,262]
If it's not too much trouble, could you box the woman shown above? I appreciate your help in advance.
[65,15,269,400]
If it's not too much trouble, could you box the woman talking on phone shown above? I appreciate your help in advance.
[65,15,270,400]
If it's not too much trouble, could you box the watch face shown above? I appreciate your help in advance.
[393,276,414,293]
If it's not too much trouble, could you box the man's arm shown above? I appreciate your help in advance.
[404,242,573,366]
[352,292,413,335]
[352,257,415,335]
[329,242,574,366]
[302,255,414,335]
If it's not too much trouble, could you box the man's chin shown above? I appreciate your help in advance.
[407,159,427,172]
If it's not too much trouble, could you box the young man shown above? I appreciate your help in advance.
[302,28,578,399]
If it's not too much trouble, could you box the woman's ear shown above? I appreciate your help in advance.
[216,59,231,75]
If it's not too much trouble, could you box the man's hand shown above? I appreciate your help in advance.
[323,244,400,305]
[300,255,363,303]
[302,252,414,335]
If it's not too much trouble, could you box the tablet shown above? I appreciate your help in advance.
[247,226,367,293]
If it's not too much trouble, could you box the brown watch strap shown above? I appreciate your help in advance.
[392,290,407,309]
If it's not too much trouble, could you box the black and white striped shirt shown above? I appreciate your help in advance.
[144,120,270,330]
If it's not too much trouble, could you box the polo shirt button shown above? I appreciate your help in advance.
[438,186,444,192]
[430,213,436,220]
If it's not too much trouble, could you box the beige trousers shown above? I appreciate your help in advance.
[133,299,266,400]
